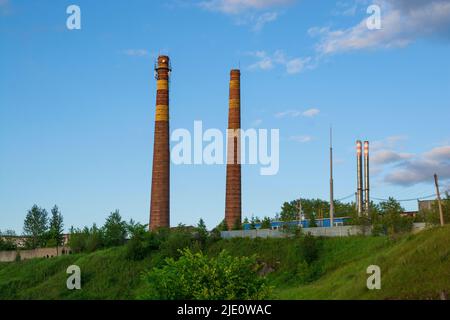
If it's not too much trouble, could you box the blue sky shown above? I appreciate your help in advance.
[1,0,450,232]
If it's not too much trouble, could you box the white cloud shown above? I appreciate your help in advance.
[371,135,408,151]
[372,150,413,165]
[369,135,410,177]
[290,135,313,143]
[384,145,450,186]
[199,0,293,14]
[424,146,450,161]
[248,50,313,74]
[123,49,149,57]
[275,110,302,118]
[248,51,275,70]
[302,108,320,117]
[286,57,312,74]
[275,108,320,119]
[331,0,368,16]
[198,0,293,30]
[252,11,278,31]
[310,0,450,55]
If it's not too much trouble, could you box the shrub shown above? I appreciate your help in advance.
[295,260,321,284]
[68,224,105,253]
[261,217,272,229]
[140,249,271,300]
[125,225,160,261]
[0,232,17,251]
[103,210,127,247]
[309,214,318,228]
[159,228,195,259]
[298,234,320,265]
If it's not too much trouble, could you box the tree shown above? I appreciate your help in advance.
[217,219,229,232]
[280,201,298,221]
[85,223,105,252]
[23,205,48,249]
[49,205,64,254]
[232,218,242,230]
[0,230,17,251]
[424,195,450,226]
[261,216,272,229]
[308,213,318,228]
[249,215,257,230]
[103,210,127,247]
[379,198,412,235]
[141,249,271,300]
[196,218,208,244]
[280,198,355,222]
[125,222,155,261]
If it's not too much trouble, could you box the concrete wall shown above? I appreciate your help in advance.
[0,247,71,263]
[221,223,427,239]
[303,225,371,237]
[412,222,427,234]
[221,225,370,239]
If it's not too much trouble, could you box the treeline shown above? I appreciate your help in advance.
[0,205,64,251]
[0,230,17,251]
[419,194,450,226]
[70,216,221,260]
[241,195,450,235]
[240,198,356,230]
[69,210,135,253]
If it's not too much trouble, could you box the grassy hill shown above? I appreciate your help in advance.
[0,226,449,300]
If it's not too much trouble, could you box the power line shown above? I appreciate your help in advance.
[336,193,355,202]
[335,193,438,203]
[371,194,436,202]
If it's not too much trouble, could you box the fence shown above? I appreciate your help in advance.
[221,223,428,239]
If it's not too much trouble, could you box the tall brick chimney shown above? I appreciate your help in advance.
[225,69,242,230]
[149,55,171,230]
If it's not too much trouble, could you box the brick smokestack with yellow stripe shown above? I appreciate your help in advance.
[225,69,242,230]
[150,56,171,230]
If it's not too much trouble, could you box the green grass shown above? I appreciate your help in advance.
[275,226,450,300]
[1,226,449,300]
[0,247,153,299]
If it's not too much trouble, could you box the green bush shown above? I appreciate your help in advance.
[103,210,127,247]
[0,237,17,251]
[125,226,161,261]
[159,229,195,259]
[297,234,320,265]
[68,225,105,253]
[140,249,271,300]
[424,198,450,226]
[295,260,321,284]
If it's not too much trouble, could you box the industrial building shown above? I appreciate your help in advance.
[243,217,351,230]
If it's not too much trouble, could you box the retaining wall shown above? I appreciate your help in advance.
[0,247,71,263]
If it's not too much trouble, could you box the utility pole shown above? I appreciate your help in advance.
[330,126,335,228]
[434,174,445,226]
